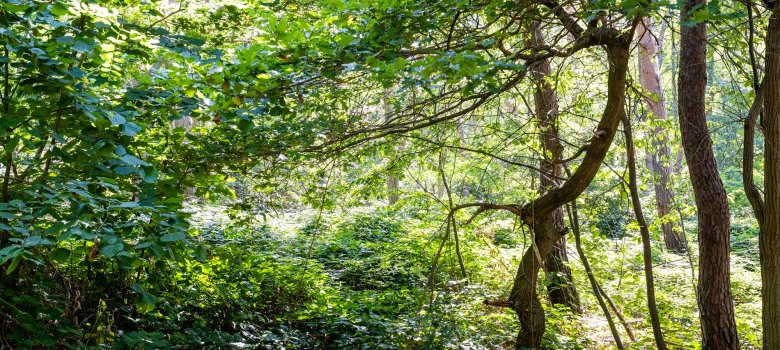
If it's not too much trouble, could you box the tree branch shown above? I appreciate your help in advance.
[744,77,766,227]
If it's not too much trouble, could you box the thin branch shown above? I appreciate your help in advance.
[401,134,559,179]
[439,152,468,280]
[149,2,185,29]
[743,77,766,227]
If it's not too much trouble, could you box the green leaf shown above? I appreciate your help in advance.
[131,283,157,313]
[116,201,139,208]
[68,186,91,198]
[0,245,23,264]
[109,114,126,126]
[140,167,158,183]
[23,236,51,247]
[160,232,186,242]
[121,154,150,166]
[101,242,125,258]
[72,41,96,54]
[56,36,74,44]
[66,67,84,79]
[122,122,142,136]
[2,3,29,13]
[49,248,71,263]
[49,2,68,16]
[5,254,22,275]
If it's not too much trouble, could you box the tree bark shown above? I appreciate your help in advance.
[509,29,633,348]
[678,1,739,348]
[387,175,400,205]
[529,21,581,313]
[623,115,667,350]
[762,8,780,349]
[636,18,686,253]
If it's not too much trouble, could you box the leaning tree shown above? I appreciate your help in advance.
[262,0,647,347]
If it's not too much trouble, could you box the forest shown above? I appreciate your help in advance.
[2,0,780,349]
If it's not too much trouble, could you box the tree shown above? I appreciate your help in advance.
[383,91,401,205]
[529,21,581,313]
[623,114,667,349]
[307,1,638,345]
[505,22,634,347]
[743,2,780,347]
[636,17,686,253]
[172,115,197,199]
[568,200,624,348]
[678,0,739,347]
[762,7,780,347]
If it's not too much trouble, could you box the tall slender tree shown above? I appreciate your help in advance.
[744,3,780,347]
[623,114,667,350]
[678,0,738,347]
[529,21,581,313]
[172,115,196,199]
[636,17,686,253]
[383,90,400,205]
[568,201,623,348]
[764,7,780,346]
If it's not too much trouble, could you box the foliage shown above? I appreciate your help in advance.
[0,0,771,349]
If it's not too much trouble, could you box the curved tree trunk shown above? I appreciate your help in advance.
[510,223,565,349]
[678,1,739,348]
[509,31,633,348]
[529,21,581,313]
[636,18,686,253]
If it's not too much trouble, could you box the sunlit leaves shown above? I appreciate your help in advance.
[131,283,157,313]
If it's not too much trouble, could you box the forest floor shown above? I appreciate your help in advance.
[179,203,763,349]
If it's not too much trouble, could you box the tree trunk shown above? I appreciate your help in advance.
[510,225,564,349]
[762,8,780,349]
[530,21,581,313]
[597,283,637,342]
[456,121,470,197]
[387,175,400,205]
[636,18,686,253]
[510,30,633,348]
[567,201,623,348]
[623,115,667,350]
[383,90,400,205]
[678,1,739,348]
[172,115,196,199]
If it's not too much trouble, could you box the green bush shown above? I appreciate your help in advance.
[313,214,426,291]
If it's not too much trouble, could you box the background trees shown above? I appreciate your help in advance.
[0,0,775,349]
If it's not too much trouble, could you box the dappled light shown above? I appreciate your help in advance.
[0,0,776,349]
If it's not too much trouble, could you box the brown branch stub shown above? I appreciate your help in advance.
[484,299,514,308]
[449,202,524,224]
